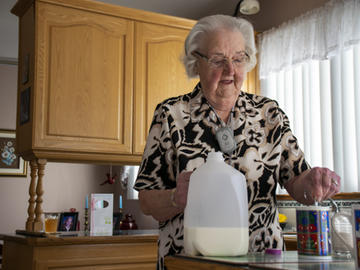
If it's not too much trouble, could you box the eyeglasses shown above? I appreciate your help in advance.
[193,51,250,69]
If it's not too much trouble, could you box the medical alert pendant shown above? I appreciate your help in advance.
[215,126,236,155]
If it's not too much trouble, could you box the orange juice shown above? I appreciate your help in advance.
[44,212,59,233]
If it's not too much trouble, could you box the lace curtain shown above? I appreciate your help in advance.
[258,0,360,79]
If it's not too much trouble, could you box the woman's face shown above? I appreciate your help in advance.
[66,217,73,225]
[197,29,247,109]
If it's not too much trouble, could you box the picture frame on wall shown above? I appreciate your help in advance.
[0,129,27,177]
[58,212,79,232]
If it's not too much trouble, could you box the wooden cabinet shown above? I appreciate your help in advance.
[133,22,198,154]
[23,1,133,160]
[12,0,197,164]
[2,232,158,270]
[242,63,260,95]
[241,32,260,95]
[284,234,297,251]
[11,0,197,233]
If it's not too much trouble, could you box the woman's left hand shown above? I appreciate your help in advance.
[301,167,341,203]
[285,167,341,205]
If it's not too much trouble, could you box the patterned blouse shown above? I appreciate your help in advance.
[134,83,309,269]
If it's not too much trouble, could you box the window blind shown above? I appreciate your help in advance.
[261,44,360,192]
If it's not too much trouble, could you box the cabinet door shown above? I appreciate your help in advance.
[133,22,198,155]
[242,34,260,95]
[34,2,133,155]
[242,65,260,95]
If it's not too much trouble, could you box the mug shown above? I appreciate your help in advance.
[296,206,331,256]
[352,205,360,269]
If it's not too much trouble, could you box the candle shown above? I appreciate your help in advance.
[119,195,122,209]
[85,195,89,209]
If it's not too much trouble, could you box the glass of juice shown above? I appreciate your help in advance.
[44,212,59,233]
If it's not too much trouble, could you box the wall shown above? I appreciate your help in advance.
[0,0,17,60]
[0,63,157,234]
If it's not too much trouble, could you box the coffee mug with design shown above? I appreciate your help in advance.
[296,206,331,256]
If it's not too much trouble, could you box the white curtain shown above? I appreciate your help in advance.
[258,0,360,79]
[258,0,360,193]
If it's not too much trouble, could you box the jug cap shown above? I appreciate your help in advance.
[265,249,282,255]
[207,151,223,160]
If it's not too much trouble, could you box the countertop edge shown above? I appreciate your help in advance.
[0,230,159,246]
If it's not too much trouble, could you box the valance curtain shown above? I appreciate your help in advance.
[258,0,360,79]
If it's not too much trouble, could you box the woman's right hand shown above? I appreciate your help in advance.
[172,171,192,209]
[138,171,193,222]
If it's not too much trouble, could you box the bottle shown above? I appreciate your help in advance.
[329,199,353,257]
[184,152,249,256]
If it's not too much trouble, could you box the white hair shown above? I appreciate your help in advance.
[183,15,257,78]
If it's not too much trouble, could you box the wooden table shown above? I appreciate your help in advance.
[1,230,158,270]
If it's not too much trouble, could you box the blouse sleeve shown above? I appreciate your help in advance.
[134,103,177,191]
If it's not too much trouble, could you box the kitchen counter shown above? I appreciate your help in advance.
[165,251,355,270]
[4,229,158,244]
[1,230,158,270]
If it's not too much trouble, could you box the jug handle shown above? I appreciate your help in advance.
[329,198,353,252]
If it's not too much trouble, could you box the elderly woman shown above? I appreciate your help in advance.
[134,14,340,269]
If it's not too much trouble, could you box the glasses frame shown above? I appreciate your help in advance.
[193,50,250,69]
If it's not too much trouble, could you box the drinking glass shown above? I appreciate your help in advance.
[44,212,59,233]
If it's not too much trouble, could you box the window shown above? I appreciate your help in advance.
[261,45,360,193]
[258,0,360,193]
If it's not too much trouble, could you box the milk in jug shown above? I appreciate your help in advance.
[184,152,249,256]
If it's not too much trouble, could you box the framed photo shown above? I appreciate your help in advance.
[113,212,123,231]
[58,212,78,232]
[0,129,27,176]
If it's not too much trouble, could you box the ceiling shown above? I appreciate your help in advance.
[96,0,328,30]
[97,0,240,21]
[0,0,328,60]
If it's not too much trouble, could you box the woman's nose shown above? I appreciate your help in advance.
[223,60,235,74]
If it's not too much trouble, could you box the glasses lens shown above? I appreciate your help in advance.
[232,55,249,67]
[208,53,249,69]
[209,57,227,68]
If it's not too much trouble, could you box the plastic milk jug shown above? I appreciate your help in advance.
[184,152,249,256]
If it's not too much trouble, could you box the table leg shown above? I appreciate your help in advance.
[33,159,47,232]
[25,160,38,231]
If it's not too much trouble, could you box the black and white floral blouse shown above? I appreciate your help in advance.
[134,83,309,270]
